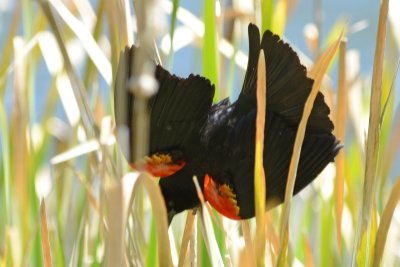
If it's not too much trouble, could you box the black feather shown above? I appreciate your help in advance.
[236,24,333,133]
[114,45,215,162]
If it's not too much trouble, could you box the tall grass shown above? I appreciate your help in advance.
[0,0,399,266]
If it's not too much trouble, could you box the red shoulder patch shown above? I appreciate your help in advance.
[131,153,185,177]
[204,174,241,220]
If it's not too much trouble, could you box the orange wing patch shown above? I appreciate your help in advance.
[204,174,241,220]
[131,153,186,178]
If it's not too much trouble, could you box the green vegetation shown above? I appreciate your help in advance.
[0,0,399,266]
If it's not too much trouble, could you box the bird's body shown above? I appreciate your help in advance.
[114,24,341,222]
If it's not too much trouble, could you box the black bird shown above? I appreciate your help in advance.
[114,24,341,222]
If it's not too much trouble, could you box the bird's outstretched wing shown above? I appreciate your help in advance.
[204,110,340,219]
[114,46,215,177]
[202,24,340,220]
[236,23,333,133]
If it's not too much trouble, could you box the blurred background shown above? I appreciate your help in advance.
[0,0,399,266]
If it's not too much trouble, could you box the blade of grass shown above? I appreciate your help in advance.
[104,180,126,266]
[303,235,314,267]
[71,0,96,26]
[162,1,248,71]
[83,0,106,90]
[126,173,173,267]
[190,213,198,267]
[373,176,400,266]
[0,99,11,223]
[39,0,100,136]
[167,0,180,69]
[197,209,224,267]
[12,37,30,248]
[377,58,399,204]
[56,74,81,126]
[241,221,256,267]
[146,217,158,267]
[68,167,101,216]
[272,0,288,36]
[67,208,89,267]
[0,2,20,96]
[319,197,335,266]
[168,224,179,266]
[379,104,400,187]
[357,203,378,267]
[354,0,389,264]
[277,32,342,266]
[261,0,274,33]
[47,0,112,86]
[105,0,124,69]
[335,39,347,250]
[130,0,163,162]
[254,49,267,267]
[193,176,224,266]
[40,199,53,267]
[178,211,196,267]
[50,139,106,165]
[22,0,33,38]
[203,0,220,102]
[323,18,348,49]
[265,212,279,264]
[380,58,399,126]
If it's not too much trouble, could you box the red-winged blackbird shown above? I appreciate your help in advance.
[114,24,341,222]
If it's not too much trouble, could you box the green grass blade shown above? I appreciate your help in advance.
[0,100,11,223]
[147,218,158,267]
[168,0,180,69]
[272,0,287,36]
[0,5,20,96]
[354,0,389,264]
[203,0,219,102]
[261,0,274,33]
[373,177,400,266]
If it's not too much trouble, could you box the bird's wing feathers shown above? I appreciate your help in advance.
[201,24,339,219]
[150,69,215,156]
[223,110,340,219]
[114,45,215,163]
[237,23,333,134]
